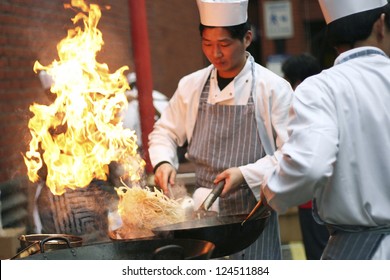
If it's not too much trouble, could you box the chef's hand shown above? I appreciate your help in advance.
[154,162,177,196]
[214,167,244,197]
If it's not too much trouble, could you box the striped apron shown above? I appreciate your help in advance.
[187,67,281,260]
[313,200,389,259]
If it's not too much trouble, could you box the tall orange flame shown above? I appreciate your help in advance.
[24,0,145,195]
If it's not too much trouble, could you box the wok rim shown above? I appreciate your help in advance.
[152,211,271,232]
[19,233,83,245]
[17,238,216,260]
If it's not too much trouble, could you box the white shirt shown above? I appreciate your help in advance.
[148,54,293,199]
[263,47,390,230]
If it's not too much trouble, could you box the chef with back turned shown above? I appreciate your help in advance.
[261,0,390,259]
[148,0,293,259]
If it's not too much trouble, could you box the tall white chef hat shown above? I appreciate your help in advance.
[318,0,388,24]
[196,0,248,27]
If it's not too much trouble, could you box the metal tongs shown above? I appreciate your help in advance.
[194,180,225,219]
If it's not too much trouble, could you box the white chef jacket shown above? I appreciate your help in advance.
[148,54,293,199]
[262,47,390,231]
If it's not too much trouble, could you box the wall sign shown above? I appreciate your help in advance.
[264,1,294,39]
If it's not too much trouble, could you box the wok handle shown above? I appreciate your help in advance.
[241,199,267,226]
[39,236,72,253]
[10,241,41,259]
[198,180,225,211]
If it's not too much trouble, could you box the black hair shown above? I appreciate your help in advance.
[199,21,251,41]
[326,3,390,48]
[281,53,321,88]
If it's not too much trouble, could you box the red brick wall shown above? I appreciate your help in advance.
[146,0,204,95]
[0,0,205,183]
[1,0,62,182]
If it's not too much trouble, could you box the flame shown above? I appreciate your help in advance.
[24,0,145,195]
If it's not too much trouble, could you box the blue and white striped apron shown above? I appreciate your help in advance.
[313,200,389,259]
[187,67,281,259]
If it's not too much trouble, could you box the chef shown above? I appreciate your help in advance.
[148,0,293,259]
[261,0,390,259]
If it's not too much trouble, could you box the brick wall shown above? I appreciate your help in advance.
[146,0,204,95]
[0,0,203,183]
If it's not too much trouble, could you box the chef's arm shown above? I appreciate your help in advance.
[148,93,187,195]
[260,83,339,213]
[213,156,282,209]
[238,153,281,200]
[148,85,189,171]
[216,159,280,203]
[242,76,292,199]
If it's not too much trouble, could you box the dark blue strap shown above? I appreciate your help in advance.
[336,49,388,65]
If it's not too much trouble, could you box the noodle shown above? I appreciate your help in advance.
[113,186,186,239]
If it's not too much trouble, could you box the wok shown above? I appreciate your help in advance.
[152,210,270,259]
[16,238,215,260]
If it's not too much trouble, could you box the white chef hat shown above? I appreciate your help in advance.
[318,0,388,24]
[196,0,248,27]
[127,72,136,84]
[38,70,54,90]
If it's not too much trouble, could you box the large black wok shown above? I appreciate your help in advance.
[152,210,270,259]
[17,238,215,260]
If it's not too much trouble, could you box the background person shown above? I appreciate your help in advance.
[120,72,189,166]
[281,53,321,90]
[261,0,390,260]
[121,72,169,147]
[149,0,293,259]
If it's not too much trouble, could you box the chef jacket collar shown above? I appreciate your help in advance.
[334,47,388,65]
[208,53,253,104]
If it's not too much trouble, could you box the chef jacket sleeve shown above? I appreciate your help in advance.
[261,76,339,213]
[148,79,191,170]
[148,68,208,170]
[239,75,293,199]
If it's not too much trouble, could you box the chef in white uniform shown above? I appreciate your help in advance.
[261,0,390,259]
[149,0,293,259]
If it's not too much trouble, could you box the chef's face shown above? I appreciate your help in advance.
[201,27,252,78]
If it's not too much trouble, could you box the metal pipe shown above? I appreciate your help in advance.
[128,0,154,173]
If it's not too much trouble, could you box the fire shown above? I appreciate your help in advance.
[24,0,145,195]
